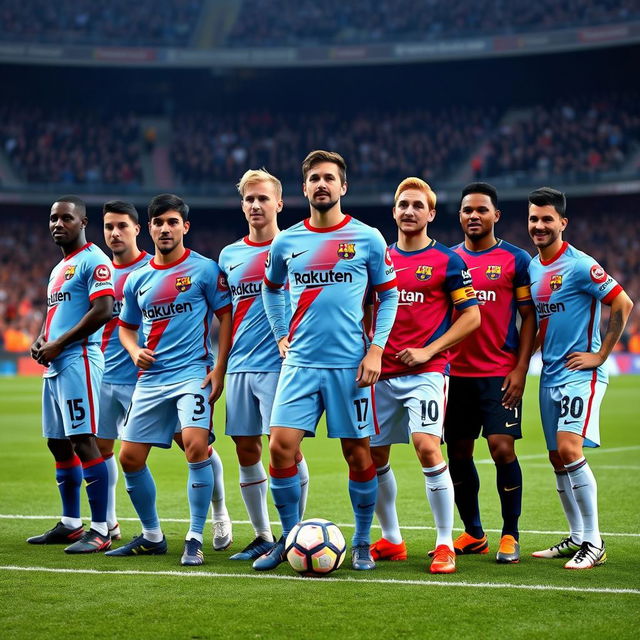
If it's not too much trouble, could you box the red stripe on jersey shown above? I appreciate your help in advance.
[370,385,380,435]
[264,276,284,289]
[582,370,598,437]
[44,266,71,340]
[243,236,273,247]
[537,317,549,354]
[202,314,210,359]
[303,215,351,233]
[215,303,232,319]
[118,320,139,330]
[602,284,623,305]
[374,278,397,292]
[63,242,92,262]
[81,345,97,434]
[540,241,569,266]
[586,299,597,351]
[147,318,170,353]
[113,251,148,270]
[240,249,270,283]
[288,287,322,341]
[89,288,115,301]
[150,248,190,270]
[232,297,256,341]
[101,317,118,353]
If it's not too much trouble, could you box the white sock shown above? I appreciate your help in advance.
[239,462,272,540]
[423,462,454,550]
[565,458,601,547]
[91,521,109,537]
[61,516,82,529]
[375,465,402,544]
[142,527,164,543]
[297,456,310,520]
[555,470,583,544]
[104,453,119,528]
[209,448,229,521]
[186,530,204,544]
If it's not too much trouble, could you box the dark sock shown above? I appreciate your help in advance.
[449,457,483,538]
[496,459,522,539]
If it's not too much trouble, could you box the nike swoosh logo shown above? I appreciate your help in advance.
[291,251,308,259]
[467,266,480,271]
[394,267,410,272]
[421,422,437,428]
[229,263,243,271]
[138,286,152,297]
[357,424,367,430]
[191,482,208,488]
[357,503,375,509]
[56,481,64,486]
[503,485,521,492]
[572,484,588,490]
[562,420,582,425]
[86,479,98,486]
[429,487,447,492]
[505,422,518,428]
[71,422,84,429]
[191,417,206,422]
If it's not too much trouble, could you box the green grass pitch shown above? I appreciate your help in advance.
[0,375,638,639]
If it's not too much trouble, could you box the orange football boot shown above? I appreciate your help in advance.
[370,537,407,561]
[429,545,456,574]
[453,532,489,555]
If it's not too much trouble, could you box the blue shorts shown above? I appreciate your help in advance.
[42,355,103,439]
[97,382,135,440]
[123,376,213,449]
[371,373,448,446]
[270,365,378,439]
[225,371,279,437]
[539,379,607,450]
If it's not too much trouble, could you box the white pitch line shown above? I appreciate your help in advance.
[2,565,638,596]
[525,463,640,470]
[476,445,640,465]
[2,514,638,537]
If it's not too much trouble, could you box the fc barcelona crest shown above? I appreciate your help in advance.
[486,265,501,280]
[415,265,433,281]
[64,265,76,280]
[550,274,563,291]
[337,242,356,260]
[175,276,192,292]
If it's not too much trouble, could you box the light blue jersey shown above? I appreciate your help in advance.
[218,236,286,373]
[119,249,232,386]
[529,242,622,387]
[263,215,398,369]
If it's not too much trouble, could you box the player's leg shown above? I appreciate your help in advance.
[295,447,309,521]
[96,437,119,539]
[208,445,232,551]
[444,376,487,554]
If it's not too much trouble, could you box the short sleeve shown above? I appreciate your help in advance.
[446,252,478,310]
[367,230,397,292]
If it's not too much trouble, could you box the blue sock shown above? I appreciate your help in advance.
[496,459,522,539]
[187,459,213,537]
[270,465,301,539]
[82,457,109,524]
[56,455,82,520]
[124,466,160,531]
[349,465,378,546]
[449,457,484,538]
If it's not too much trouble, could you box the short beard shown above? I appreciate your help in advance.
[157,240,178,255]
[311,198,339,213]
[465,227,490,241]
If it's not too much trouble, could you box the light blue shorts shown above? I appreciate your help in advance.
[123,376,213,449]
[539,378,607,450]
[270,365,377,439]
[225,371,279,437]
[97,382,135,440]
[371,372,448,447]
[42,356,103,439]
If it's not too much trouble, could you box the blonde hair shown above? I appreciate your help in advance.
[394,177,437,210]
[236,168,283,200]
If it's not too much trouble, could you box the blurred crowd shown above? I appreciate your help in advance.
[227,0,638,47]
[2,210,639,354]
[0,106,143,186]
[0,0,202,47]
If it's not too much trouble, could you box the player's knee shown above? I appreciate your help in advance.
[235,439,262,466]
[370,446,389,469]
[548,450,564,471]
[70,435,101,462]
[46,437,74,462]
[119,448,144,473]
[446,439,474,460]
[488,439,515,465]
[96,437,114,458]
[269,439,295,467]
[415,442,441,468]
[557,441,583,467]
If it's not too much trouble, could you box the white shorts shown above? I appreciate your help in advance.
[123,377,213,449]
[97,382,135,441]
[371,372,448,447]
[539,378,607,450]
[225,371,279,437]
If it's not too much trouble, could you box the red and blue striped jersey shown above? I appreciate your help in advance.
[101,251,151,385]
[119,249,231,386]
[44,242,114,378]
[219,236,286,373]
[380,240,478,379]
[529,242,622,387]
[450,239,532,377]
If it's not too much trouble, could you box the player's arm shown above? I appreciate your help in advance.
[30,320,46,361]
[119,324,155,370]
[502,304,536,409]
[34,296,113,366]
[396,304,480,367]
[202,309,232,404]
[566,289,634,371]
[262,241,289,358]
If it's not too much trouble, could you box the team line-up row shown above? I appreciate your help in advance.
[28,150,633,575]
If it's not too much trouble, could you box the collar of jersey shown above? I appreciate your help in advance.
[63,242,92,261]
[392,238,436,256]
[150,248,190,270]
[459,239,502,256]
[243,236,273,247]
[540,241,569,266]
[304,214,351,233]
[113,251,148,269]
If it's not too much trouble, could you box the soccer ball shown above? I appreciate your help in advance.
[285,519,346,576]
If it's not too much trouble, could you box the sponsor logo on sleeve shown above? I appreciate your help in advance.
[590,264,608,284]
[93,265,111,282]
[384,247,393,266]
[217,274,229,291]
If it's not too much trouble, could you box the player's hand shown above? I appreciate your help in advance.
[35,340,63,366]
[565,351,604,371]
[132,347,156,370]
[30,337,44,361]
[395,347,431,367]
[356,345,382,387]
[202,368,224,405]
[277,336,290,359]
[501,365,527,409]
